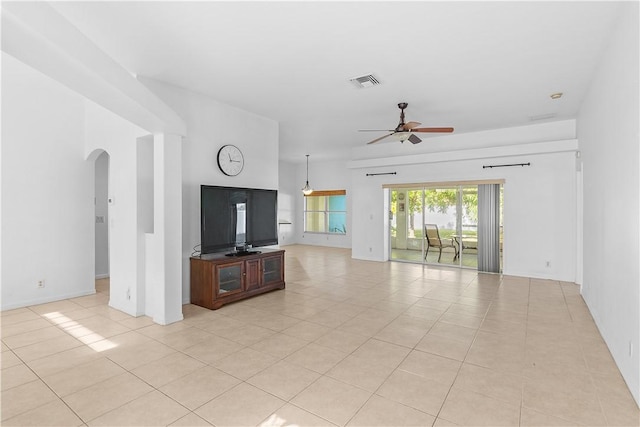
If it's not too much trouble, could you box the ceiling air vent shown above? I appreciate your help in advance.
[350,74,381,89]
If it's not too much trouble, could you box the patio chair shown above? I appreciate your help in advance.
[424,224,457,262]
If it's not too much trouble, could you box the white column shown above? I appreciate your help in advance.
[147,133,183,325]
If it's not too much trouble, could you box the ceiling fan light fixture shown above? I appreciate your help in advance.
[395,132,411,142]
[301,154,313,195]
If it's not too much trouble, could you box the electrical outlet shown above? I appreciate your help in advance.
[369,247,372,252]
[545,261,551,268]
[37,280,45,288]
[126,288,131,300]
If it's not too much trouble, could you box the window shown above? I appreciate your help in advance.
[304,190,346,234]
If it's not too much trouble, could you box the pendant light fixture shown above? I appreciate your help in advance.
[302,154,313,195]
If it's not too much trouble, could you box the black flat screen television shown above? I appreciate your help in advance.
[200,185,278,255]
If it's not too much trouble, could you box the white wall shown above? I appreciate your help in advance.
[577,2,639,405]
[278,160,297,246]
[1,52,181,321]
[287,122,579,274]
[297,158,352,249]
[137,136,155,316]
[84,102,149,316]
[1,53,95,309]
[94,151,110,278]
[348,125,578,283]
[138,78,280,303]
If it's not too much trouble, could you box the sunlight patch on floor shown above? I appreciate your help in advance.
[42,311,118,352]
[260,413,295,427]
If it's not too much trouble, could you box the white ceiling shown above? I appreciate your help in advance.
[50,1,622,163]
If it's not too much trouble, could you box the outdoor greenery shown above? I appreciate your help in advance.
[390,188,479,237]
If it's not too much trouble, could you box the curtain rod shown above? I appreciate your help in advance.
[482,162,530,169]
[366,172,397,177]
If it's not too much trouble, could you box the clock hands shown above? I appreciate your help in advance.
[218,145,244,176]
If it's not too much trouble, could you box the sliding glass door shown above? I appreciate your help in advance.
[458,185,480,268]
[389,183,503,272]
[390,188,424,263]
[423,187,459,266]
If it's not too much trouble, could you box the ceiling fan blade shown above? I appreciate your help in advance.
[411,127,454,133]
[403,121,421,130]
[408,134,421,144]
[366,132,395,145]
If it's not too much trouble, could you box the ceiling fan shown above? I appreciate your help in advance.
[360,102,454,145]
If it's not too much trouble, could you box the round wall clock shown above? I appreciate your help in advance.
[217,145,244,176]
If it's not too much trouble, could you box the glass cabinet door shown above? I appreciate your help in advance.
[216,262,243,295]
[262,255,283,286]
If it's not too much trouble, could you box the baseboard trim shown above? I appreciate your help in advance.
[1,289,96,311]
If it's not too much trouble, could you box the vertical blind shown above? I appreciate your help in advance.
[477,183,501,273]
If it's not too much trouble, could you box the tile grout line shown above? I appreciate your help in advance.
[3,248,633,426]
[518,276,532,427]
[341,294,447,426]
[1,308,94,426]
[343,272,489,426]
[559,280,612,426]
[261,271,462,426]
[429,274,501,425]
[7,299,204,425]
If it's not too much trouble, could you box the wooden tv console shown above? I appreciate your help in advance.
[190,249,285,310]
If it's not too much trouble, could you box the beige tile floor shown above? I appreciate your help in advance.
[1,245,638,426]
